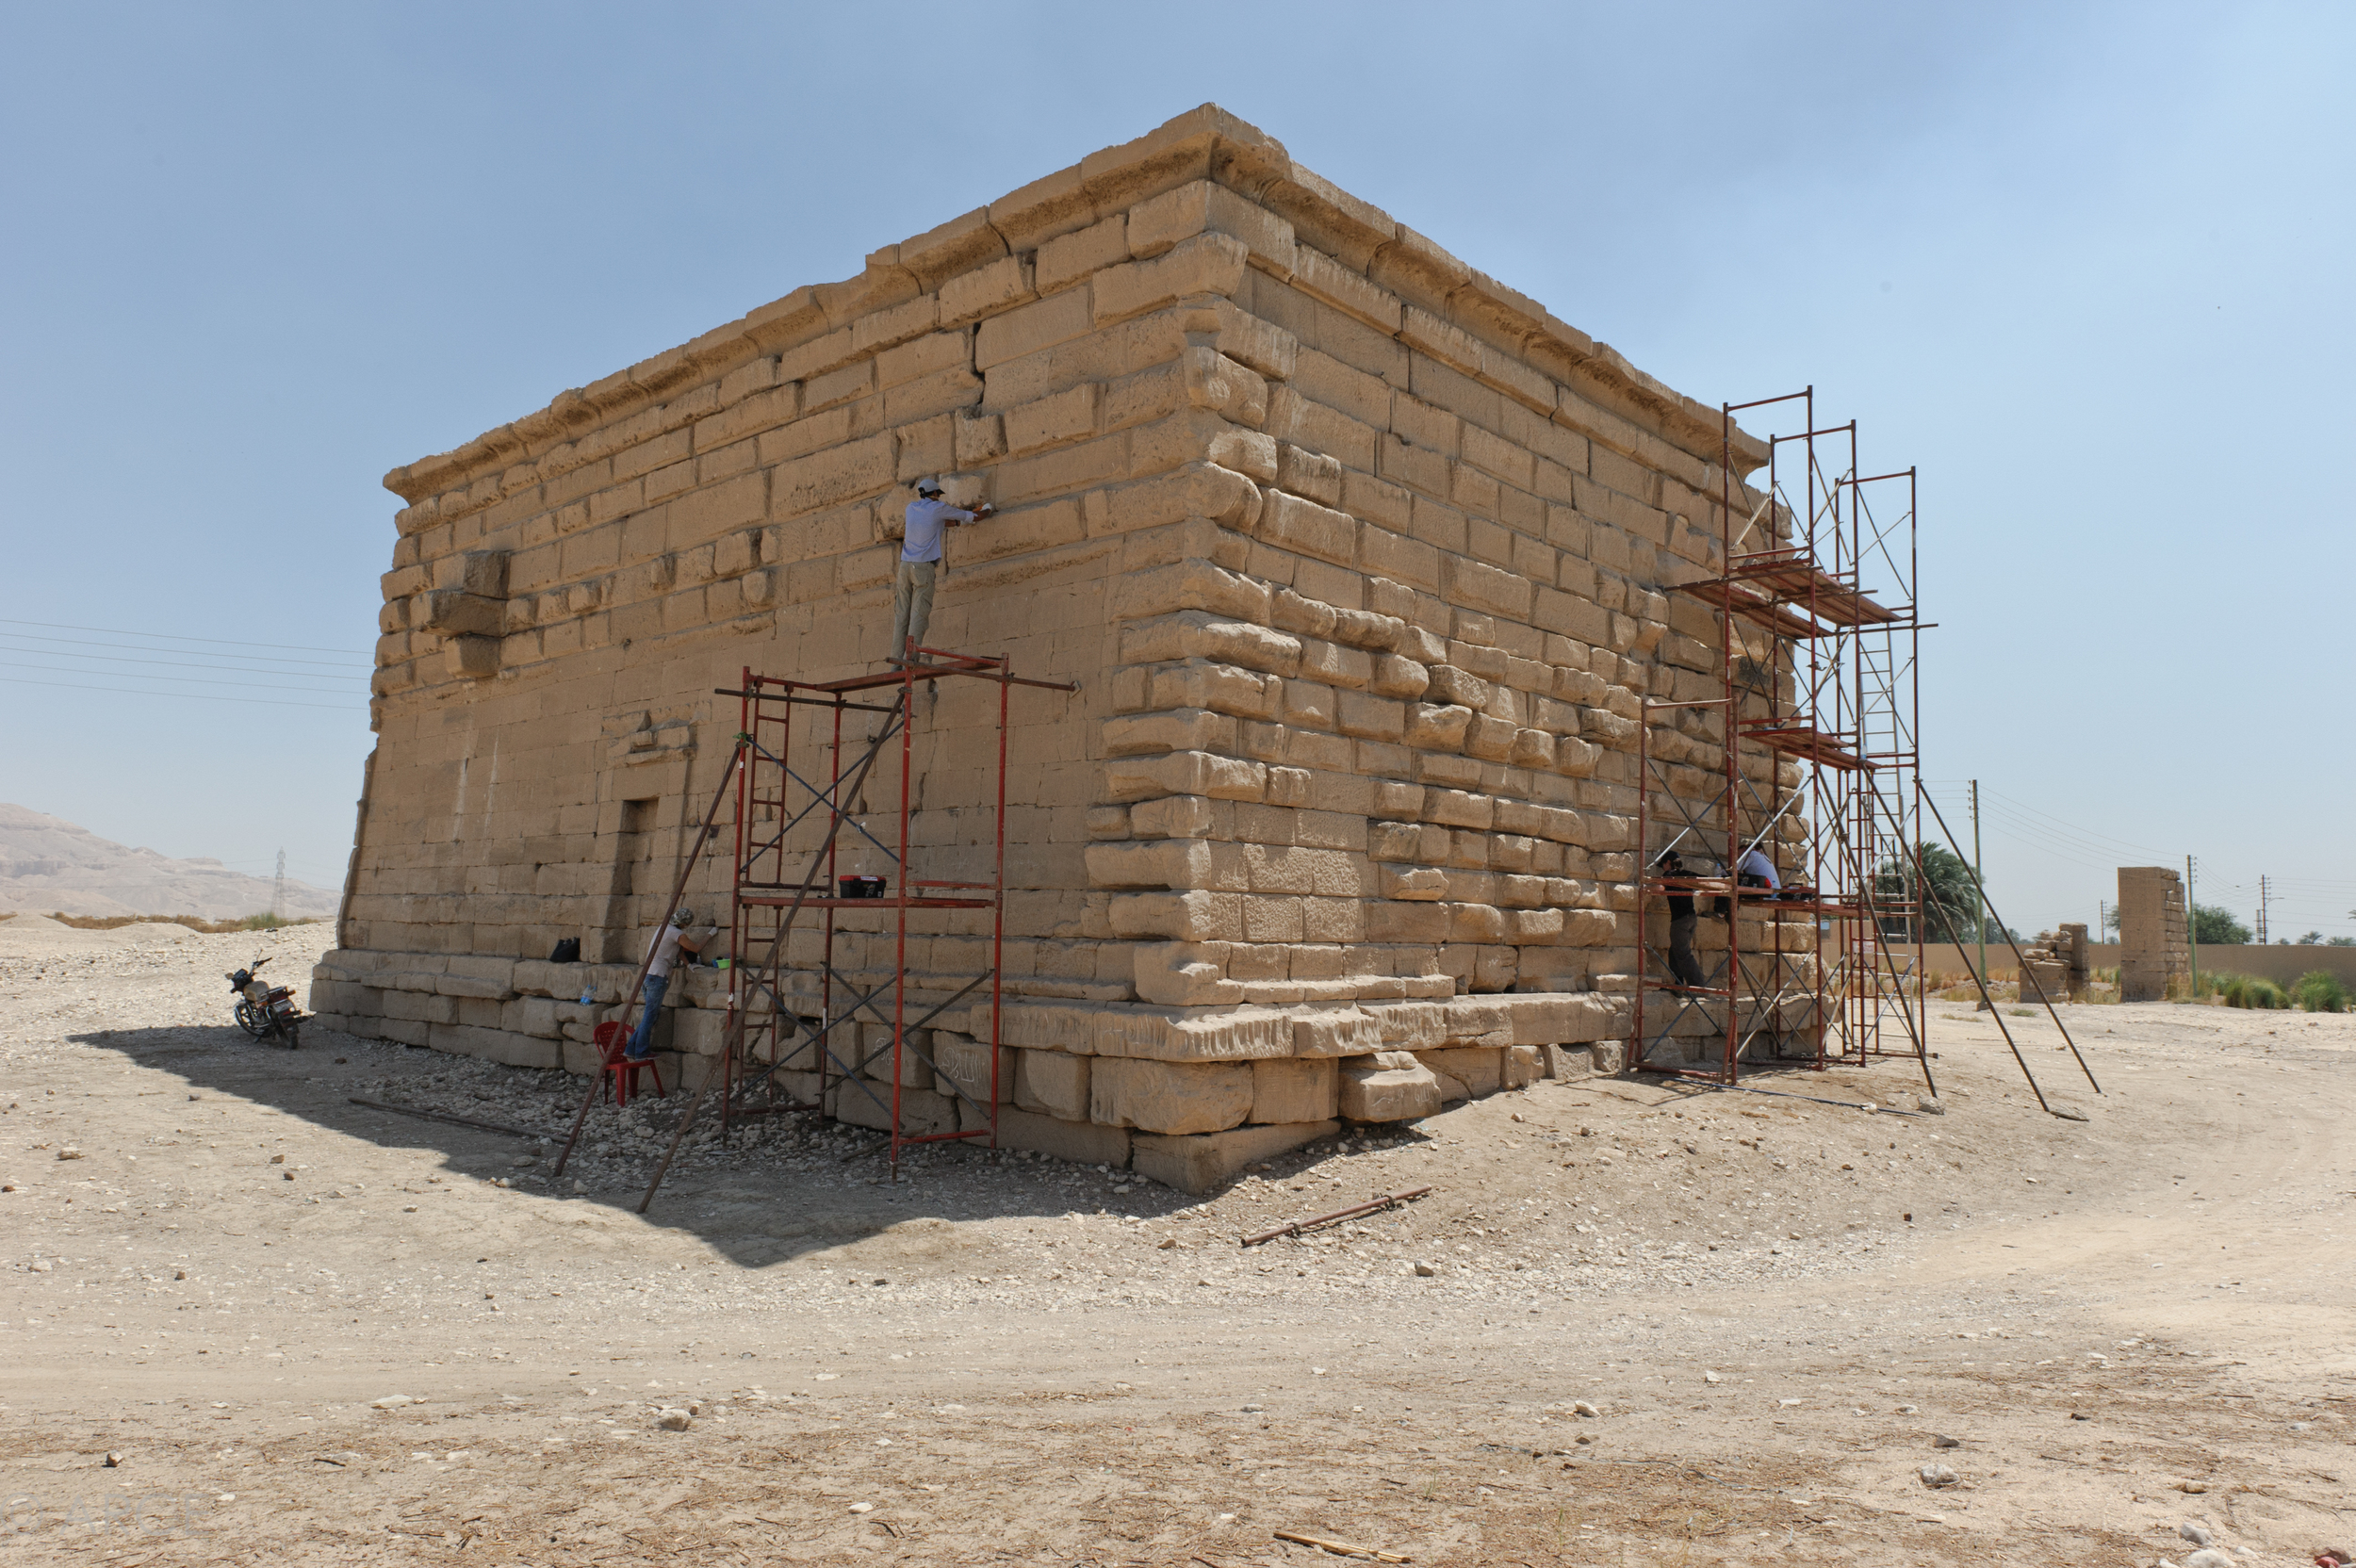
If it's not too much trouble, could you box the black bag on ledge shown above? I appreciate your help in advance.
[548,938,581,964]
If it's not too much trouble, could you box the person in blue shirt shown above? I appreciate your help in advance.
[892,477,992,661]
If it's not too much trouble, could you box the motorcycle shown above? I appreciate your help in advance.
[226,956,303,1049]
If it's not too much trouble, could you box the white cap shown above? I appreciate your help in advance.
[914,475,944,496]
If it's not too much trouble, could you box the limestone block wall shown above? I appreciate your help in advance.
[314,105,1796,1185]
[2117,867,2187,1002]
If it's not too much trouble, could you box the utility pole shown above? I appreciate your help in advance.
[1970,779,1985,980]
[2184,856,2197,999]
[2256,874,2269,946]
[271,848,286,923]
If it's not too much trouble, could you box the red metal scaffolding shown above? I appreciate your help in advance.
[1633,390,1932,1090]
[712,644,1075,1174]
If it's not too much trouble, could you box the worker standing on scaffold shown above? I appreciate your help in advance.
[1655,849,1707,991]
[624,907,704,1061]
[892,477,993,662]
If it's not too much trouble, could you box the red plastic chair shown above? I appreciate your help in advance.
[592,1020,666,1108]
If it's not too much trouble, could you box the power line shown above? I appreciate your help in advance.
[1980,813,2142,868]
[1975,827,2117,874]
[0,644,364,682]
[0,629,370,672]
[0,617,371,657]
[1930,779,2354,934]
[1928,787,2226,881]
[0,675,367,712]
[1984,788,2180,861]
[1951,801,2130,872]
[0,660,360,696]
[1927,782,2183,865]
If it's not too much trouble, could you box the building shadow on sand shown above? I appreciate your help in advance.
[66,1019,1202,1269]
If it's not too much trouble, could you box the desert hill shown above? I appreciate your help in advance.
[0,803,338,921]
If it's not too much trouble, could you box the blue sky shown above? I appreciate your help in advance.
[2,2,2348,938]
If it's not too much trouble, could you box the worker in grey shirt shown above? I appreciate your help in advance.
[624,907,703,1060]
[892,477,992,661]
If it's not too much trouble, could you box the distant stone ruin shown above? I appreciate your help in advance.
[2015,923,2088,1003]
[2116,868,2188,1002]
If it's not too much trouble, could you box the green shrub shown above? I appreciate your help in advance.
[2170,970,2233,1001]
[2221,974,2289,1010]
[2293,970,2349,1013]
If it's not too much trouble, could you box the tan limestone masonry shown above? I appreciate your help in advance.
[2117,867,2188,1003]
[313,104,1799,1189]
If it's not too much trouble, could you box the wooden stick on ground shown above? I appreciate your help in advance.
[1272,1528,1410,1561]
[347,1097,540,1141]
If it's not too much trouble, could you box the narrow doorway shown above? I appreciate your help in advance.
[597,796,658,961]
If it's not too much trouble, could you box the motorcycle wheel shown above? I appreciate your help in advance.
[233,1001,268,1039]
[283,1019,302,1051]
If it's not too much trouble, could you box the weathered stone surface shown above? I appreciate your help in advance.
[1014,1049,1092,1120]
[1501,1043,1543,1088]
[1540,1042,1595,1081]
[2117,866,2186,1002]
[1250,1056,1337,1123]
[834,1082,957,1136]
[669,1007,728,1057]
[934,1031,1013,1105]
[1132,1119,1337,1194]
[1132,942,1245,1004]
[1089,1056,1252,1135]
[1288,1007,1378,1056]
[1336,1052,1443,1121]
[428,1023,561,1070]
[987,1107,1133,1168]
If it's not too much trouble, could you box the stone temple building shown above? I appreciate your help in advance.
[311,105,1793,1189]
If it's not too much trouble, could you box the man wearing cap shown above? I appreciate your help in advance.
[625,907,704,1061]
[1655,849,1707,991]
[892,477,992,661]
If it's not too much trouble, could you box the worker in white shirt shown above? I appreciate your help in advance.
[1712,845,1781,920]
[892,478,993,662]
[624,907,704,1060]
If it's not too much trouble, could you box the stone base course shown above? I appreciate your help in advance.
[1133,1119,1339,1194]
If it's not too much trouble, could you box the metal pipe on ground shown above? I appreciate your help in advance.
[1240,1186,1433,1248]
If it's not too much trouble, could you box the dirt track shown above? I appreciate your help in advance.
[3,914,2351,1565]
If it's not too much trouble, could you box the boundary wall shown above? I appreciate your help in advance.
[1866,943,2356,989]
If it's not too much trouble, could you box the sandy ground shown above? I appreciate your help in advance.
[2,912,2351,1566]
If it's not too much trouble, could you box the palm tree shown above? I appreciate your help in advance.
[1871,843,1984,942]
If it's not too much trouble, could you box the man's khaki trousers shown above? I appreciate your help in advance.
[891,558,940,658]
